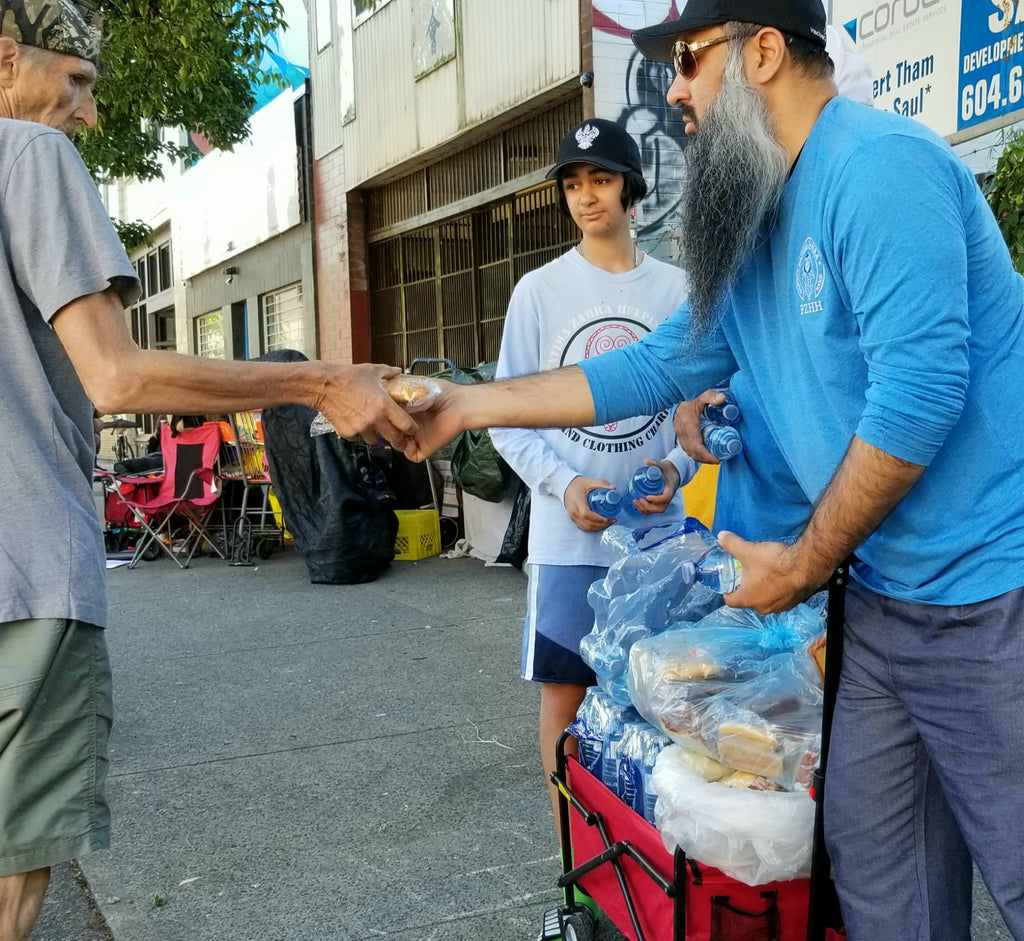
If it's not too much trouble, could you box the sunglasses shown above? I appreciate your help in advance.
[671,35,730,80]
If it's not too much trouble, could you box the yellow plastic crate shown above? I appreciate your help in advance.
[394,509,441,561]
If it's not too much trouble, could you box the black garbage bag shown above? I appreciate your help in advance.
[382,450,434,510]
[258,350,398,585]
[496,477,530,571]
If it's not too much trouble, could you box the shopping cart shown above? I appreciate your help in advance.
[217,410,285,565]
[407,358,460,548]
[543,564,849,941]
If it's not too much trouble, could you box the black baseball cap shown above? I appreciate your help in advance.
[546,118,643,180]
[631,0,827,63]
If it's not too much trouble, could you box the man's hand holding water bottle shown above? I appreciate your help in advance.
[673,389,731,464]
[716,531,824,615]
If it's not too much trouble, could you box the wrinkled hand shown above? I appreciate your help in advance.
[717,531,824,614]
[317,363,419,450]
[401,378,465,462]
[564,475,617,532]
[631,458,680,515]
[674,390,727,465]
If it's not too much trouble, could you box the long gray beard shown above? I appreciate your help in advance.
[679,52,791,340]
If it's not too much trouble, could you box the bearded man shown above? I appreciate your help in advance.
[404,0,1024,937]
[0,3,418,937]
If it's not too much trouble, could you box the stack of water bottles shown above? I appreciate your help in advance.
[700,386,743,461]
[582,521,725,702]
[568,686,669,825]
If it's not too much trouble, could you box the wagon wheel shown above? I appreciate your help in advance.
[562,909,596,941]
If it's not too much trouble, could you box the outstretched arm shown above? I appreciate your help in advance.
[403,365,596,461]
[53,288,419,449]
[405,302,733,462]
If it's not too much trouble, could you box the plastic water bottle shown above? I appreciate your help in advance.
[579,630,624,679]
[695,546,742,593]
[626,464,664,500]
[568,688,639,784]
[587,487,622,518]
[597,671,632,706]
[580,623,649,679]
[616,721,671,822]
[701,421,743,460]
[601,720,628,793]
[703,389,741,426]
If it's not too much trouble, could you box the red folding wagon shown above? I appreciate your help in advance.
[543,565,849,941]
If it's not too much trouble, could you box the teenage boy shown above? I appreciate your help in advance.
[490,118,697,849]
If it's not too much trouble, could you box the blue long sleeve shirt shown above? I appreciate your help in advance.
[581,97,1024,605]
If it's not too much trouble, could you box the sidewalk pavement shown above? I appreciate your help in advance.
[31,548,1012,941]
[53,548,626,941]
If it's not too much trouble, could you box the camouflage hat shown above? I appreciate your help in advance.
[0,0,103,65]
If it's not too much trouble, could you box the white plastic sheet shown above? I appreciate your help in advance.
[653,746,815,886]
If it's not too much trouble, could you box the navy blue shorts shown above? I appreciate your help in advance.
[521,563,604,686]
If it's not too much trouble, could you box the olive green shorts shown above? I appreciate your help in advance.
[0,618,112,876]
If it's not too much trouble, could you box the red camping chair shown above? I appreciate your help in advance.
[98,469,163,555]
[108,422,225,569]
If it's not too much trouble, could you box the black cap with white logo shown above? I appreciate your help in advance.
[546,118,643,180]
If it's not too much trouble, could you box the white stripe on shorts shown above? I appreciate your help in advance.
[522,562,540,681]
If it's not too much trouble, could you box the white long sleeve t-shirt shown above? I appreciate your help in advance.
[491,247,695,567]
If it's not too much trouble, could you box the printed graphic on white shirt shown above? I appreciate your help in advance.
[552,310,669,451]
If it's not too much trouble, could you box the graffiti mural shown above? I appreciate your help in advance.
[592,2,689,262]
[412,0,456,78]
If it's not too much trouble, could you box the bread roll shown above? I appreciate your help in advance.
[386,375,442,412]
[386,375,432,405]
[715,722,784,779]
[720,770,783,791]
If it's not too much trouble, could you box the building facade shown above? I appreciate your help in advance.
[307,0,687,371]
[171,88,317,367]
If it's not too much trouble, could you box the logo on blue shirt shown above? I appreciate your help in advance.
[796,237,825,315]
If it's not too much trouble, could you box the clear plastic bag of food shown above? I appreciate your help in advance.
[628,619,824,789]
[697,653,822,791]
[627,623,780,758]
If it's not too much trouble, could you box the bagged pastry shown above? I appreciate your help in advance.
[386,374,442,412]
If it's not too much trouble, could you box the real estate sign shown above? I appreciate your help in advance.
[832,0,1024,143]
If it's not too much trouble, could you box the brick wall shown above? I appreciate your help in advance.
[312,147,373,364]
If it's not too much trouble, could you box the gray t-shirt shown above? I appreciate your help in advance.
[1,119,139,626]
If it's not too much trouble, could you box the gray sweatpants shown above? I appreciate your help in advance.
[826,581,1024,941]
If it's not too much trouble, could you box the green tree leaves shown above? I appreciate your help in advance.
[985,129,1024,272]
[76,0,288,182]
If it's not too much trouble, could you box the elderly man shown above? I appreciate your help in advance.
[405,0,1024,938]
[0,2,416,937]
